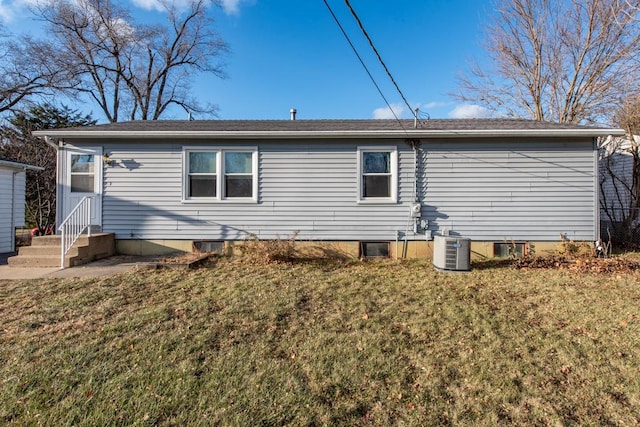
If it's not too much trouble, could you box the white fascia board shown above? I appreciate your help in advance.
[33,128,626,140]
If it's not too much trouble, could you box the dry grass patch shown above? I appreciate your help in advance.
[1,257,639,425]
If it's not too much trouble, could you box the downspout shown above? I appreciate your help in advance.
[594,137,601,242]
[45,136,63,232]
[10,170,19,253]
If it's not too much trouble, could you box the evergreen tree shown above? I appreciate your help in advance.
[0,104,95,233]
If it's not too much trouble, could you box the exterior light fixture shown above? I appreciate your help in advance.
[103,153,114,166]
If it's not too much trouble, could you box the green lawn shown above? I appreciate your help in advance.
[1,258,639,426]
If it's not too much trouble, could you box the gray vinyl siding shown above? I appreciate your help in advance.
[13,172,26,227]
[599,149,633,223]
[0,167,26,253]
[100,140,416,241]
[420,139,597,241]
[88,137,597,242]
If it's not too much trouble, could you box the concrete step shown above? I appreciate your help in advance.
[16,244,88,259]
[8,254,61,268]
[31,235,92,247]
[30,235,62,246]
[9,233,116,269]
[9,250,96,268]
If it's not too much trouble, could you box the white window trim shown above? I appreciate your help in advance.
[182,146,258,203]
[357,146,398,204]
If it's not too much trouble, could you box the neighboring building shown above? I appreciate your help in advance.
[0,159,43,253]
[599,135,639,242]
[33,119,623,258]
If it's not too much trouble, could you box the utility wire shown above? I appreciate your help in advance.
[324,0,423,256]
[322,0,408,132]
[344,0,416,121]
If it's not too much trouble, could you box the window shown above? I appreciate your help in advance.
[360,242,390,258]
[184,148,257,201]
[70,154,95,193]
[193,240,224,254]
[358,147,397,202]
[224,151,253,198]
[188,151,217,198]
[494,242,528,258]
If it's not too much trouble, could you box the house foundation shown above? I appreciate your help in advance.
[115,238,578,260]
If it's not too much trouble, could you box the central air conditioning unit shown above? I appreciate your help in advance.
[433,235,471,272]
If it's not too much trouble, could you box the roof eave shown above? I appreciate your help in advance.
[32,128,626,140]
[0,159,44,171]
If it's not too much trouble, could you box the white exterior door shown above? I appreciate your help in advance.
[62,147,102,228]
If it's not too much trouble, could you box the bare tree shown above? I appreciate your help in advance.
[35,0,228,122]
[0,26,74,114]
[599,96,640,246]
[0,104,96,232]
[456,0,640,124]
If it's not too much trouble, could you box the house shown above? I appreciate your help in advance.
[0,159,43,254]
[32,118,623,259]
[599,135,639,243]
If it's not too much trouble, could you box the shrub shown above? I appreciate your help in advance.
[241,231,299,264]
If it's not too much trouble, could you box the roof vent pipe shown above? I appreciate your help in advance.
[290,108,297,120]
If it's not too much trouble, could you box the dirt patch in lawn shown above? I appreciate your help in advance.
[156,252,216,269]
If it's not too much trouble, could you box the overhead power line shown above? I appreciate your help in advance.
[344,0,416,120]
[322,0,408,130]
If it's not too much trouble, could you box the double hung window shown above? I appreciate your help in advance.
[224,152,253,198]
[188,151,217,198]
[357,147,397,202]
[184,148,257,201]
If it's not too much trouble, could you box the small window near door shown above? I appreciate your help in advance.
[70,154,95,192]
[360,242,390,258]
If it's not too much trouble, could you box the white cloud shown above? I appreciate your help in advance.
[131,0,247,15]
[98,16,136,40]
[1,0,248,23]
[131,0,199,11]
[220,0,242,15]
[421,101,451,110]
[1,0,68,23]
[448,104,492,119]
[0,1,14,23]
[372,103,406,120]
[0,0,36,23]
[131,0,164,11]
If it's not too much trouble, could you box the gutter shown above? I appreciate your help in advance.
[10,171,18,253]
[43,135,60,150]
[33,128,626,140]
[0,159,44,171]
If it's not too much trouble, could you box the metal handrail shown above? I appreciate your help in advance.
[58,196,92,269]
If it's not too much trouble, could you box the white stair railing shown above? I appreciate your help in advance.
[58,197,92,269]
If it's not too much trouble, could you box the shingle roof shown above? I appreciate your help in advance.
[32,118,624,139]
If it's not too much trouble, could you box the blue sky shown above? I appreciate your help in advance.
[1,0,493,121]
